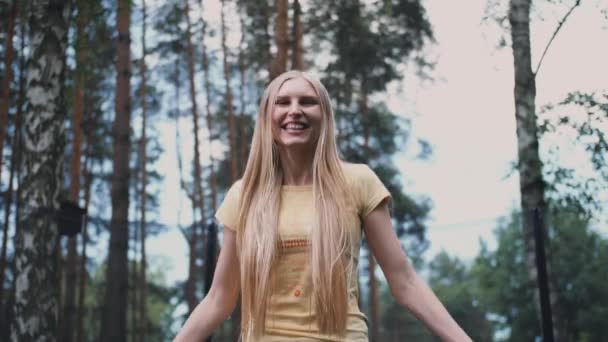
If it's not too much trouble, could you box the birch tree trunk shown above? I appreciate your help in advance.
[508,0,563,340]
[100,0,132,340]
[10,0,70,340]
[270,0,288,80]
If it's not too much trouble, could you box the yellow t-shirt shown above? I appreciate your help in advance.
[215,163,391,342]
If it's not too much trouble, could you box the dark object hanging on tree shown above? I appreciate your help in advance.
[533,208,554,342]
[56,201,87,237]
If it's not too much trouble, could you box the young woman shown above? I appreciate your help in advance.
[174,71,471,341]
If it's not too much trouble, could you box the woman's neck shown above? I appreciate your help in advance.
[278,146,314,186]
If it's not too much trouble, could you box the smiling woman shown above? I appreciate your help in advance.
[173,71,471,342]
[272,78,322,149]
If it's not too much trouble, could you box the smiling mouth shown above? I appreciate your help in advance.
[281,122,310,130]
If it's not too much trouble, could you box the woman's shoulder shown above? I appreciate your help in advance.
[340,161,375,182]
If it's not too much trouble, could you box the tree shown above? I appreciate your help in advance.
[183,0,207,314]
[100,0,132,340]
[10,0,70,339]
[270,0,288,79]
[473,206,608,341]
[220,0,238,181]
[290,0,304,71]
[60,1,89,340]
[507,1,582,339]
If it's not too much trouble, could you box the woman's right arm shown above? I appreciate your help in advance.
[173,228,240,342]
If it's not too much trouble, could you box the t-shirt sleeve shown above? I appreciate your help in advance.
[356,165,391,218]
[215,180,243,231]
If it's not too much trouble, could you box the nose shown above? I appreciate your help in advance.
[287,102,303,116]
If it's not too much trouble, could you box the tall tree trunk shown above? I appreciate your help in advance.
[0,0,21,309]
[360,77,379,342]
[137,1,149,340]
[270,0,288,80]
[130,205,139,342]
[237,7,248,176]
[0,0,17,183]
[76,143,93,342]
[508,1,563,340]
[220,0,238,182]
[61,2,87,340]
[198,0,217,213]
[10,0,70,340]
[1,12,26,341]
[100,0,132,340]
[184,0,207,313]
[290,0,304,71]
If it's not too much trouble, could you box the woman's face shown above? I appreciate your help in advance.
[271,77,323,150]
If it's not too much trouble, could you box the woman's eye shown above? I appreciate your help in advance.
[300,98,318,106]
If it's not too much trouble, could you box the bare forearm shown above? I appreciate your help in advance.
[173,293,236,342]
[393,272,471,342]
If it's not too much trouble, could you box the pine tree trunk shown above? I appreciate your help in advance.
[61,2,87,340]
[76,144,93,342]
[0,0,17,183]
[270,0,288,80]
[290,0,304,71]
[220,0,238,182]
[137,1,148,340]
[100,0,132,340]
[10,0,70,340]
[237,7,248,177]
[184,0,207,313]
[508,1,563,340]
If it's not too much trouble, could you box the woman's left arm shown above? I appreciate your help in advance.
[363,201,472,342]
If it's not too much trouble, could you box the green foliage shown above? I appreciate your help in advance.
[539,91,608,217]
[379,251,493,341]
[84,256,177,341]
[473,206,608,341]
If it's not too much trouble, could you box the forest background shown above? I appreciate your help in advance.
[0,0,607,341]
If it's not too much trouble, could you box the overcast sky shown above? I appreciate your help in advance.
[147,0,608,283]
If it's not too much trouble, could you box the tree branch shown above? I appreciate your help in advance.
[534,0,582,76]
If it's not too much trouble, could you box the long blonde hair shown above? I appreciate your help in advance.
[236,71,354,339]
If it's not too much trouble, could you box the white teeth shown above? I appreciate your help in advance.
[285,123,306,130]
